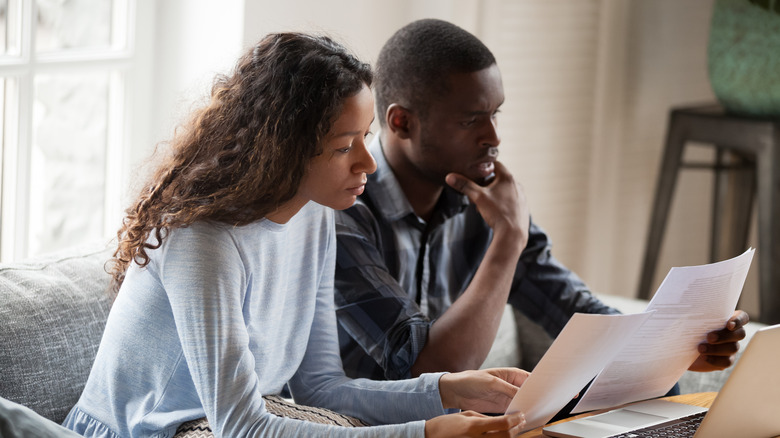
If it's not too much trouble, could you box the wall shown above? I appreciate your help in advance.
[144,0,245,166]
[241,0,482,68]
[127,0,245,203]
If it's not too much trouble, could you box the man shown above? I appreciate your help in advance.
[334,18,748,383]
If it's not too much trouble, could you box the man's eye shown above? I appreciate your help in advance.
[460,119,476,127]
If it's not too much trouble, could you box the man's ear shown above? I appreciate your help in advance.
[386,104,415,140]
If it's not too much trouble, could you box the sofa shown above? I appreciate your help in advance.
[0,242,114,426]
[0,242,766,430]
[0,242,372,435]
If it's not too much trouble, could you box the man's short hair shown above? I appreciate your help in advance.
[374,18,496,126]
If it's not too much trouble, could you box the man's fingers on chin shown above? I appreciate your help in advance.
[445,174,466,192]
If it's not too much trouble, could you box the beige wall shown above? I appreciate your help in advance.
[241,0,483,67]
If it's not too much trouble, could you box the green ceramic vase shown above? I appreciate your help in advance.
[708,0,780,116]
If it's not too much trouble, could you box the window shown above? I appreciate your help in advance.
[0,0,140,261]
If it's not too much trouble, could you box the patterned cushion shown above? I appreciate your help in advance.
[174,395,367,436]
[0,244,114,424]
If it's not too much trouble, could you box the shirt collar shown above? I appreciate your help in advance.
[366,135,469,223]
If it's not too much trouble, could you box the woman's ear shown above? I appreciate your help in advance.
[386,104,415,140]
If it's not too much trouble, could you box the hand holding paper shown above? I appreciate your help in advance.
[689,309,750,372]
[504,248,754,432]
[572,248,754,413]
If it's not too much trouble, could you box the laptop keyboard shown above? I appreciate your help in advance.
[607,411,706,438]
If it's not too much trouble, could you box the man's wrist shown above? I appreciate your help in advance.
[490,224,527,257]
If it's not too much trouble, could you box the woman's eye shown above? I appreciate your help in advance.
[337,146,352,154]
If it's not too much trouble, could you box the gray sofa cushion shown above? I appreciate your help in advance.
[0,244,113,424]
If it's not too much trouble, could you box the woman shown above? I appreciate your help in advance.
[63,32,529,437]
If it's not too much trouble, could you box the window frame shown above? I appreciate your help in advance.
[0,0,150,261]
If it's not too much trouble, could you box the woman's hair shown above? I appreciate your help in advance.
[109,32,372,292]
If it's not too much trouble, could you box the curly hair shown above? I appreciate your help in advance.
[109,33,372,293]
[374,19,495,126]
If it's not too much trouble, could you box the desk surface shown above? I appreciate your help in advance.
[517,392,717,438]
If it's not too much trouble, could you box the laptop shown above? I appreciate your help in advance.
[542,323,780,438]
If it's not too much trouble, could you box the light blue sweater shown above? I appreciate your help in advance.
[63,203,446,437]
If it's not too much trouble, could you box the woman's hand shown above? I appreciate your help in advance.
[439,367,531,414]
[425,411,526,438]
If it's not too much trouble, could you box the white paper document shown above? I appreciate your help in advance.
[505,312,654,431]
[505,248,754,431]
[572,248,754,413]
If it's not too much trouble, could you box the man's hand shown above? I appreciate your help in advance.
[438,368,531,414]
[445,161,529,244]
[412,162,529,376]
[688,310,749,372]
[425,411,526,438]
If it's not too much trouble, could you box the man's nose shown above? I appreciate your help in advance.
[481,117,500,147]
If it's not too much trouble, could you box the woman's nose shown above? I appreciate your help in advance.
[354,141,377,174]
